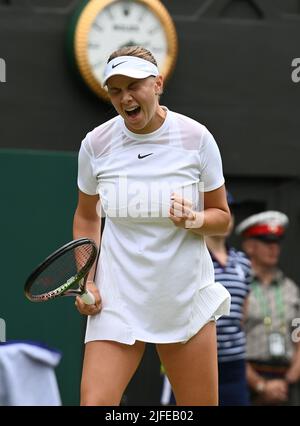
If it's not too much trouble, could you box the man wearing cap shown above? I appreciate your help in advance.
[236,211,300,405]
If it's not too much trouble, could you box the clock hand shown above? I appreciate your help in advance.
[120,40,150,48]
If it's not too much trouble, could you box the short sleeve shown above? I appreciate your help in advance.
[240,252,253,294]
[77,135,98,195]
[199,128,225,192]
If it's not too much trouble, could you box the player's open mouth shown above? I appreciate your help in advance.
[125,106,141,119]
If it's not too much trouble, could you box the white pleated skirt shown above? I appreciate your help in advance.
[85,281,230,345]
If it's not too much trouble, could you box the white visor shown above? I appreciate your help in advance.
[103,56,159,86]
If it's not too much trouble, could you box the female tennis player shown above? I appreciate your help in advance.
[73,46,231,406]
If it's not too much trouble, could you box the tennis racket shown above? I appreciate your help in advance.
[24,238,98,305]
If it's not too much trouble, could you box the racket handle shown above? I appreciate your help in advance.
[80,290,95,305]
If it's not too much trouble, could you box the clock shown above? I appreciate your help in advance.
[68,0,178,101]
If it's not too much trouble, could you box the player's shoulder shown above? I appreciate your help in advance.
[169,110,210,150]
[82,115,121,157]
[89,115,120,140]
[170,110,207,133]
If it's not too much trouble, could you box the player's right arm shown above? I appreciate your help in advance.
[73,190,102,315]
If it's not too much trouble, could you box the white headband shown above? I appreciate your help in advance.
[103,56,159,86]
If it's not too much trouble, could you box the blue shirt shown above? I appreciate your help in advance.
[210,247,251,362]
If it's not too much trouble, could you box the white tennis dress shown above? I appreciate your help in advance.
[77,108,231,344]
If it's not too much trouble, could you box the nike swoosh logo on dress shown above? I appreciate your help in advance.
[138,153,153,159]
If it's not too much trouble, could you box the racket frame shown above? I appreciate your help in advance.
[24,238,98,302]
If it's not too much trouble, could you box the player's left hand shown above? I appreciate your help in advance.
[169,193,202,229]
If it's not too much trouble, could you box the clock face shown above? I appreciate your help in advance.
[72,0,178,100]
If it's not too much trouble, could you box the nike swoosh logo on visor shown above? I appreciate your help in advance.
[112,61,128,69]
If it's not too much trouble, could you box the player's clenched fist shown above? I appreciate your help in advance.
[169,193,204,229]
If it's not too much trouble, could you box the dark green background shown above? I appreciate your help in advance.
[0,149,84,405]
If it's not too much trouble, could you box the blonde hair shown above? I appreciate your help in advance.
[107,46,157,66]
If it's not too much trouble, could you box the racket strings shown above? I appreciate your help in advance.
[29,243,94,296]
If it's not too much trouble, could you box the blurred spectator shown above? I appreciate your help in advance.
[237,211,300,405]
